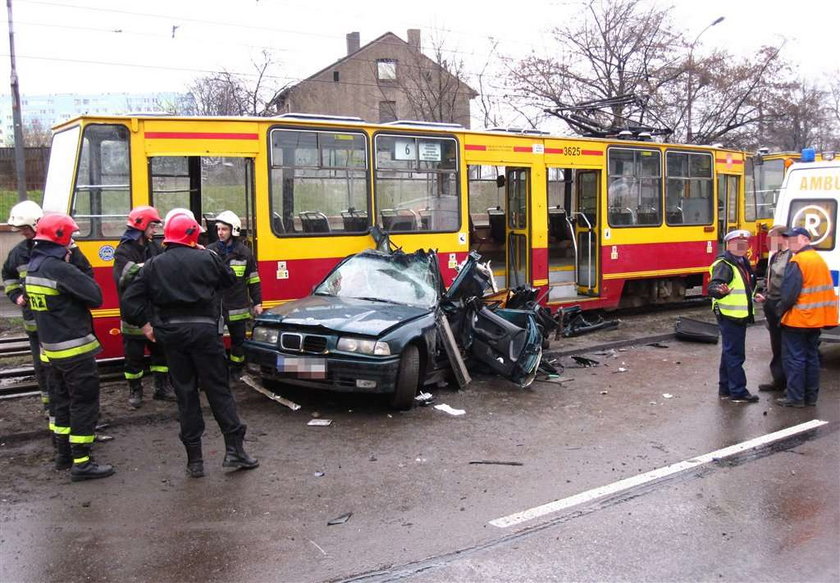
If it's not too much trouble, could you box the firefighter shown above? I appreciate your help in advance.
[207,211,263,378]
[113,205,176,408]
[3,201,92,426]
[25,213,114,481]
[120,213,259,478]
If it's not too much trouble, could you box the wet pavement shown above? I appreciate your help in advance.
[1,314,838,582]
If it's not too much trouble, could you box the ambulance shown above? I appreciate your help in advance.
[773,148,840,341]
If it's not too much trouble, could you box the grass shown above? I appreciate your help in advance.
[1,191,44,222]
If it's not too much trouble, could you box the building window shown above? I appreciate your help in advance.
[333,71,340,82]
[376,59,397,81]
[379,101,397,123]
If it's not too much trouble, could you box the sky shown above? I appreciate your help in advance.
[1,0,837,99]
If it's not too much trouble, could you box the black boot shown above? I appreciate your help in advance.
[128,379,143,409]
[70,445,115,482]
[54,434,72,471]
[222,428,259,470]
[185,441,205,478]
[153,373,177,402]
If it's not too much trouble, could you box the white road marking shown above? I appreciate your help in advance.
[489,419,828,529]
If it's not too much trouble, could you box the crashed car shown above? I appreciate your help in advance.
[243,248,542,409]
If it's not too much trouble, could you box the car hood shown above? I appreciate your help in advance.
[260,295,432,336]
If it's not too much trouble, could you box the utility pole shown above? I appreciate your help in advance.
[686,16,724,144]
[7,0,27,201]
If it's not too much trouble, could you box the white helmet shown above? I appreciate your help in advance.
[8,200,43,229]
[163,207,195,226]
[215,210,241,237]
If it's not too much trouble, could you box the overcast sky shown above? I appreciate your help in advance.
[1,0,837,98]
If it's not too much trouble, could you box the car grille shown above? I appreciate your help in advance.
[280,332,327,354]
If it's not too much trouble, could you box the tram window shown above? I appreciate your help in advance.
[374,135,459,233]
[269,128,369,236]
[70,124,130,240]
[665,151,713,225]
[607,148,661,227]
[752,158,784,220]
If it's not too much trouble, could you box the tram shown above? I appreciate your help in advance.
[41,114,746,358]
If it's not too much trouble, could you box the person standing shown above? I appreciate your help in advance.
[120,213,259,478]
[113,205,175,408]
[708,229,762,403]
[775,227,839,407]
[3,201,92,424]
[758,225,792,392]
[206,211,262,378]
[25,213,114,481]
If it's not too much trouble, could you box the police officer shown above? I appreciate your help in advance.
[207,211,262,378]
[775,227,839,407]
[25,213,114,481]
[708,229,762,403]
[3,201,92,426]
[113,205,175,408]
[757,225,792,392]
[120,213,259,478]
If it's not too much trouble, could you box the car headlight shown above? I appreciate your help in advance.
[251,326,279,345]
[337,337,391,355]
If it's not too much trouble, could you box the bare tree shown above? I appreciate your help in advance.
[183,51,289,116]
[22,119,52,147]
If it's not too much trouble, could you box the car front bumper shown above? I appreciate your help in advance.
[243,342,401,394]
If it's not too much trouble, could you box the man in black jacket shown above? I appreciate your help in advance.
[3,201,92,428]
[206,211,262,378]
[121,213,259,478]
[25,213,114,481]
[113,205,175,408]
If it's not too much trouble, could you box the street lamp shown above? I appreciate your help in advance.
[686,16,724,143]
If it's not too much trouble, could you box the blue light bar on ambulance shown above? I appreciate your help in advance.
[801,147,816,162]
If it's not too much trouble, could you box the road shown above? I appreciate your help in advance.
[0,319,838,582]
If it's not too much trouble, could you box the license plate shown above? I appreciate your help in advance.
[276,355,327,379]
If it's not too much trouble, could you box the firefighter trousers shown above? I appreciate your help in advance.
[155,323,244,445]
[49,355,100,446]
[123,334,167,381]
[226,318,247,369]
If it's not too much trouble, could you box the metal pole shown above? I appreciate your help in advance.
[686,16,724,144]
[7,0,27,201]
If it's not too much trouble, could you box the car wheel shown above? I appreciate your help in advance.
[390,344,420,410]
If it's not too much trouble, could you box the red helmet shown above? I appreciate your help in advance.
[163,213,201,247]
[127,206,162,231]
[34,213,79,247]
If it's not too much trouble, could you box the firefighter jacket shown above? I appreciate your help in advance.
[121,244,237,329]
[24,241,102,362]
[708,251,756,324]
[113,228,162,336]
[3,238,92,333]
[779,247,839,329]
[206,239,262,322]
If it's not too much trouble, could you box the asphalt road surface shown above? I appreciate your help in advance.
[1,320,838,582]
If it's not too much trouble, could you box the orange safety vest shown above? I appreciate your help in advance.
[781,249,839,328]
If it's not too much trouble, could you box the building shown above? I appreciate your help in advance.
[0,92,185,145]
[277,30,476,128]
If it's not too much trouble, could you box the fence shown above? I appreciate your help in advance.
[0,147,50,191]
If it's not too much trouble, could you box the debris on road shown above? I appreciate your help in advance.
[415,392,436,406]
[571,355,599,368]
[241,374,301,410]
[434,404,466,416]
[647,341,669,349]
[307,419,333,427]
[675,317,719,344]
[327,512,353,526]
[662,393,674,399]
[468,460,524,466]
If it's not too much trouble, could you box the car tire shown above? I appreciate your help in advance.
[390,344,420,410]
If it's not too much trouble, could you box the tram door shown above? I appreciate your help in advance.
[575,170,600,295]
[506,168,530,288]
[718,174,740,243]
[148,155,257,254]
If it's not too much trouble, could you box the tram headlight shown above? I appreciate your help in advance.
[337,337,390,356]
[251,326,279,345]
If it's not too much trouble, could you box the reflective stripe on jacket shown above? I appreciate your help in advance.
[709,258,750,318]
[781,249,840,328]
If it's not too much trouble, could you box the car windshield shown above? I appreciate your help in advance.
[315,252,439,308]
